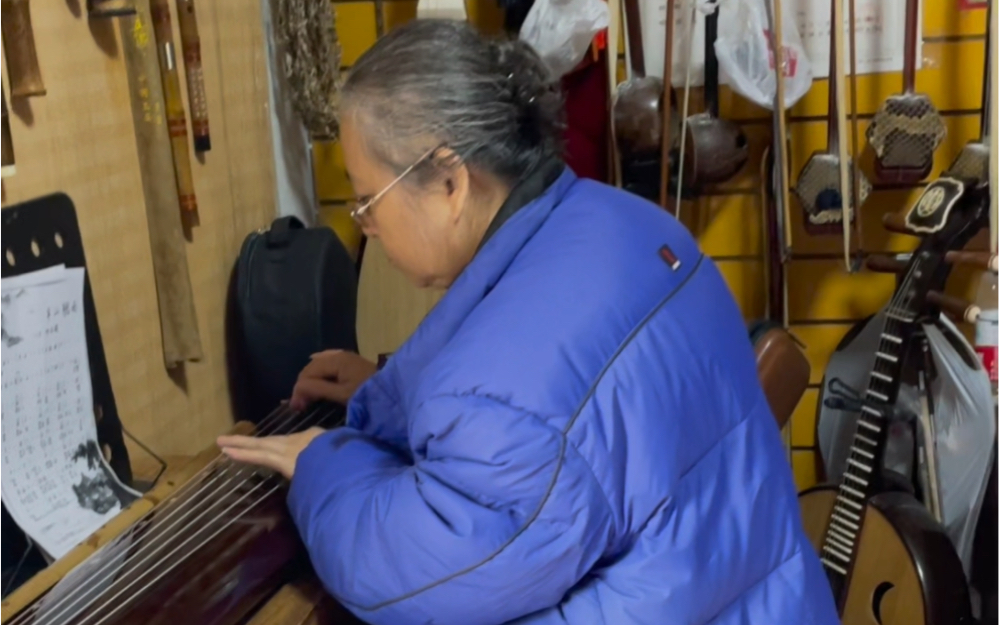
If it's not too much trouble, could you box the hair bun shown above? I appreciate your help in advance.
[494,40,563,147]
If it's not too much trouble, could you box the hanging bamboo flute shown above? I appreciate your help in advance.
[1,0,46,98]
[150,0,199,221]
[175,0,211,152]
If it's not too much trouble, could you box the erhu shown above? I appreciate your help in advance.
[866,0,946,184]
[793,0,870,236]
[674,0,748,195]
[613,0,678,173]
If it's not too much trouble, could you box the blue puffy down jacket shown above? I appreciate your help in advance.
[288,168,840,624]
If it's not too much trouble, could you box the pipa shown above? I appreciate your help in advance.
[866,0,946,184]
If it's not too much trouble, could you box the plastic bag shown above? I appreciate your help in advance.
[714,0,812,110]
[519,0,608,79]
[817,312,996,578]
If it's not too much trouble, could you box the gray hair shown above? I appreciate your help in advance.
[340,19,565,186]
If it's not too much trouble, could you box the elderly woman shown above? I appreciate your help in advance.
[219,19,838,625]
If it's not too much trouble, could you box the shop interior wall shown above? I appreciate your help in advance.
[1,1,278,461]
[314,0,992,491]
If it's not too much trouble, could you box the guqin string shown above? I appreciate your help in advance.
[11,401,346,625]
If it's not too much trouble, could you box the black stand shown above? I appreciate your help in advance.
[1,193,139,596]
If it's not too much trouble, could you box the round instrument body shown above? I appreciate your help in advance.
[681,113,748,189]
[613,77,679,162]
[798,485,973,625]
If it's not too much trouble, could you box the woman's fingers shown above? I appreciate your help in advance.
[217,433,273,450]
[221,444,277,468]
[290,376,353,409]
[218,435,291,476]
[299,350,346,379]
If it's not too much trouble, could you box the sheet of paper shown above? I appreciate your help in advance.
[636,0,921,87]
[1,266,140,560]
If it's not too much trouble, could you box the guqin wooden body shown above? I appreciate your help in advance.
[0,404,349,625]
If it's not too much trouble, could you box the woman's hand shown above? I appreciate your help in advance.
[290,350,378,410]
[217,427,326,479]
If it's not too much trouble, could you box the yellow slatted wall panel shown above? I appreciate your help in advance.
[313,0,993,491]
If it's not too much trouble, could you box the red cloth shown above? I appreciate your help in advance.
[560,51,609,183]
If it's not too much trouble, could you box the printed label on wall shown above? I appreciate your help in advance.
[637,0,920,86]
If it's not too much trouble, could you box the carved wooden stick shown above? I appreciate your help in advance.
[2,89,15,177]
[927,290,980,323]
[1,0,46,98]
[87,0,137,16]
[658,0,677,208]
[119,0,203,366]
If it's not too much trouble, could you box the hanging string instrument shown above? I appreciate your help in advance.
[613,0,678,164]
[940,1,990,186]
[0,403,347,625]
[866,0,946,185]
[614,0,684,203]
[792,0,871,236]
[674,1,747,194]
[898,5,992,254]
[797,176,989,625]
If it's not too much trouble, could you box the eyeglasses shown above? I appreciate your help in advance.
[350,145,443,222]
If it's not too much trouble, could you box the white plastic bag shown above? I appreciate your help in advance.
[519,0,609,80]
[714,0,812,110]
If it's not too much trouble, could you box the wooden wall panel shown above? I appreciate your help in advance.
[1,0,276,457]
[314,0,994,492]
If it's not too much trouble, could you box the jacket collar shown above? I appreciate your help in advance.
[371,165,578,411]
[477,158,567,252]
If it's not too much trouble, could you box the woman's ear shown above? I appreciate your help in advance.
[441,163,471,224]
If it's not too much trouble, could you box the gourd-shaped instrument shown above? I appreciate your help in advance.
[866,0,946,184]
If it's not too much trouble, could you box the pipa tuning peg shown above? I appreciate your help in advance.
[944,251,998,272]
[926,290,980,323]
